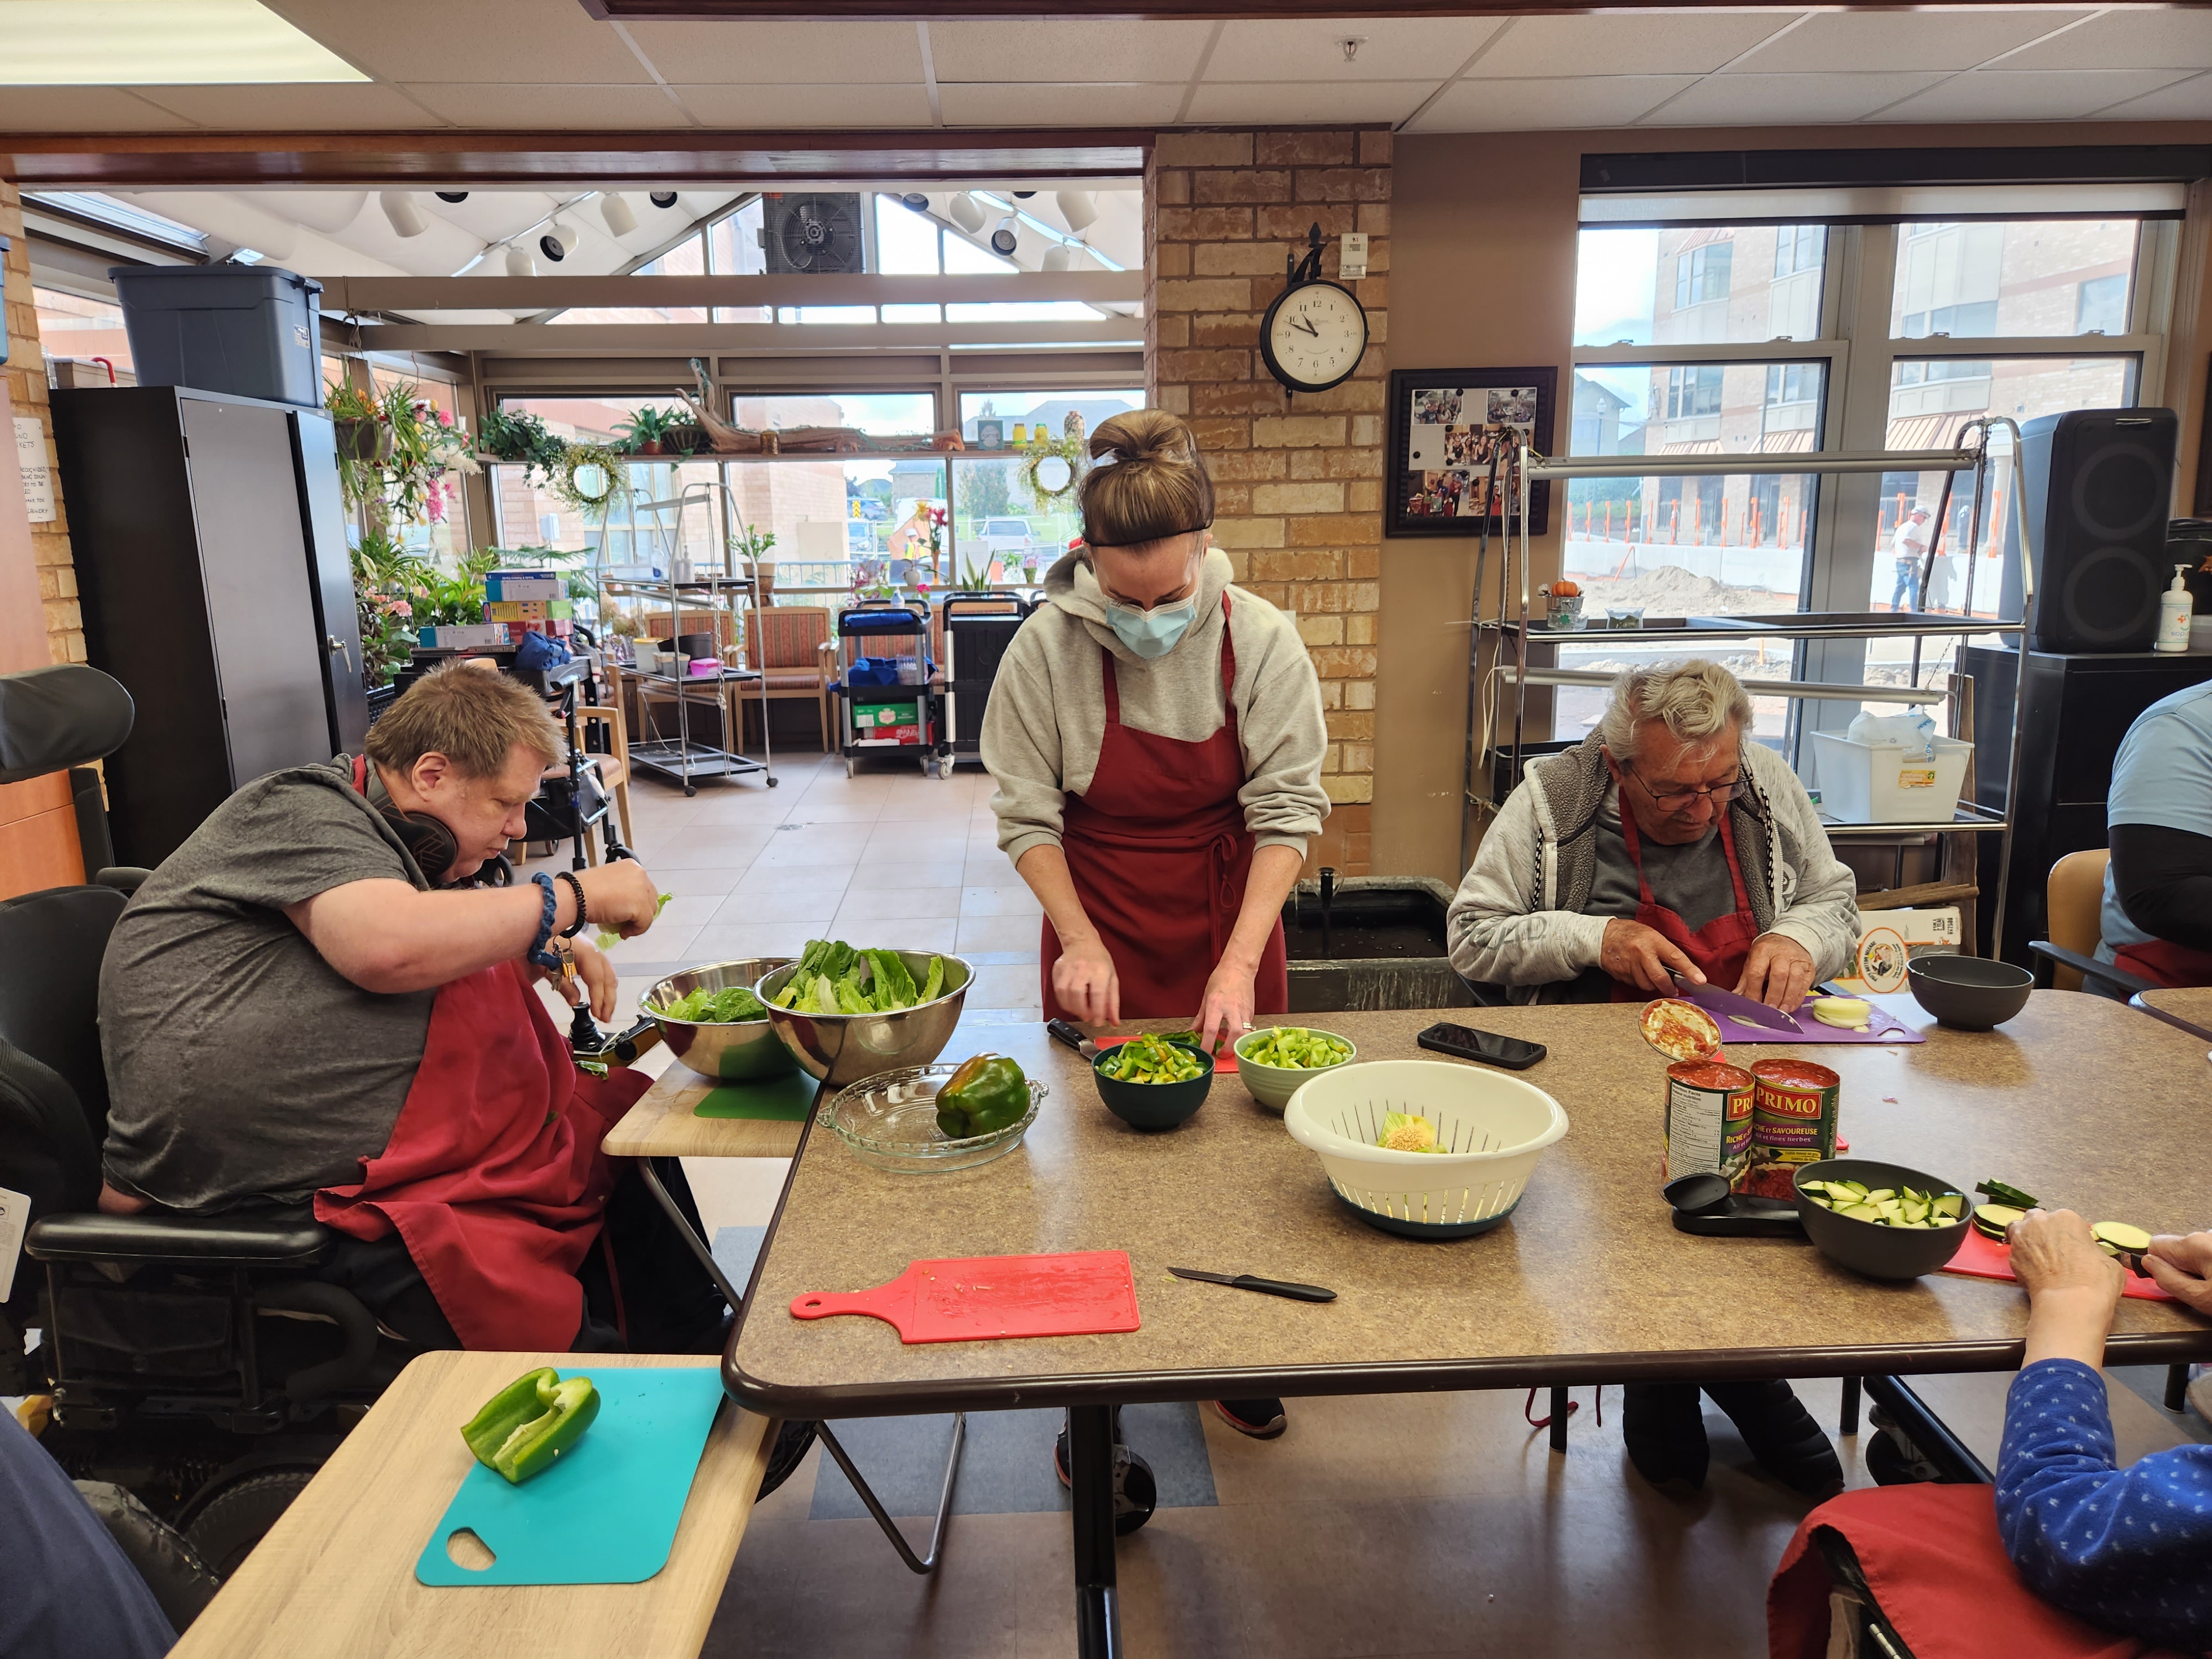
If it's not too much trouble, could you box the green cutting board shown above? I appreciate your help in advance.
[414,1366,724,1587]
[696,1072,817,1121]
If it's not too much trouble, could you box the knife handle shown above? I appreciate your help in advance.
[1230,1275,1337,1302]
[1046,1019,1090,1053]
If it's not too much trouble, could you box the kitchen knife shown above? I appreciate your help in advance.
[1046,1019,1100,1061]
[1167,1266,1336,1302]
[1668,970,1803,1034]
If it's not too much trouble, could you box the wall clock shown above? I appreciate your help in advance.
[1259,223,1369,395]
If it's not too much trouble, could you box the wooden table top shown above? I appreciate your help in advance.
[2132,985,2212,1043]
[171,1352,771,1659]
[601,1056,810,1160]
[723,994,2212,1417]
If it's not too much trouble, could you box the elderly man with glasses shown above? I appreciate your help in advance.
[1448,659,1863,1498]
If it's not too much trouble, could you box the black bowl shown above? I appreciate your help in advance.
[1907,954,2032,1030]
[1793,1157,1971,1281]
[1092,1042,1214,1131]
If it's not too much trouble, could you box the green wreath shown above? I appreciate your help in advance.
[552,442,632,517]
[1022,435,1085,502]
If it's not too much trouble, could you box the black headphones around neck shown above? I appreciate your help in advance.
[352,753,500,888]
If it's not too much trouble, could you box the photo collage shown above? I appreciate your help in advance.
[1401,385,1538,522]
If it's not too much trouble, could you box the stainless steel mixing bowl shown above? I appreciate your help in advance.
[757,950,973,1087]
[642,958,799,1081]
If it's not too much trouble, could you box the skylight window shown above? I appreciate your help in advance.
[3,1,368,85]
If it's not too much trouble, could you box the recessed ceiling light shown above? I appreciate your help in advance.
[990,216,1020,257]
[1,1,369,85]
[649,191,680,210]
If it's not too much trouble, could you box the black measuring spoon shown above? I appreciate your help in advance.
[1663,1172,1807,1238]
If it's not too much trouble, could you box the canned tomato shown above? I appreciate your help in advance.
[1663,1058,1756,1182]
[1750,1058,1840,1163]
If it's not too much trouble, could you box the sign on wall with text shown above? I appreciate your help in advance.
[1385,367,1556,539]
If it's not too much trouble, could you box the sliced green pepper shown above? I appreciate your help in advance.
[935,1052,1030,1138]
[460,1367,602,1485]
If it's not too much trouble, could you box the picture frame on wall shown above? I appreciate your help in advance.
[1385,366,1557,538]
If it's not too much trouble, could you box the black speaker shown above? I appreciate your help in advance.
[2018,407,2177,652]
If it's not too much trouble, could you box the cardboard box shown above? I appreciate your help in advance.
[500,619,574,641]
[483,599,573,621]
[1832,906,1963,995]
[418,623,510,650]
[484,572,565,602]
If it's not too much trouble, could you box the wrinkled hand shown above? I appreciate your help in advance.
[541,936,617,1023]
[2146,1230,2212,1316]
[1194,957,1258,1056]
[1051,933,1120,1025]
[1735,932,1816,1012]
[575,858,661,940]
[2010,1208,2123,1367]
[1600,918,1701,994]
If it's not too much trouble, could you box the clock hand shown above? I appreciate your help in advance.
[1292,315,1321,338]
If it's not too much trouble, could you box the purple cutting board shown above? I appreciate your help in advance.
[1707,1000,1925,1046]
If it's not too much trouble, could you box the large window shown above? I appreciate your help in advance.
[1574,223,1830,348]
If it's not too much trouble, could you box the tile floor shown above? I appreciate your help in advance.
[528,754,2205,1659]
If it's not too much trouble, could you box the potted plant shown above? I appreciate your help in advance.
[349,528,432,689]
[478,407,568,483]
[326,381,388,463]
[616,406,676,456]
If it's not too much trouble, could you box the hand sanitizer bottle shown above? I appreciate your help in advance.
[2156,563,2194,653]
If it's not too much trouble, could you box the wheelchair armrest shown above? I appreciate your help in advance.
[27,1208,333,1267]
[94,867,153,895]
[2026,940,2156,999]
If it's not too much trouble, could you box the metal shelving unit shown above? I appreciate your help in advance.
[1469,416,2036,949]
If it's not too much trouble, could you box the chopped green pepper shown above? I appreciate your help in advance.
[1099,1035,1206,1083]
[935,1052,1030,1138]
[460,1366,602,1485]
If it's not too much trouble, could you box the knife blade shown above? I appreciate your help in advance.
[1668,970,1803,1034]
[1167,1266,1336,1302]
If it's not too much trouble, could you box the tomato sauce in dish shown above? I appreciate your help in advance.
[1640,997,1722,1062]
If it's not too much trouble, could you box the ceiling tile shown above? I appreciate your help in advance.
[1205,18,1503,82]
[0,86,196,130]
[1469,13,1798,79]
[1184,81,1437,124]
[1641,71,1950,127]
[1405,75,1698,133]
[1734,10,2093,75]
[132,82,441,130]
[938,82,1187,126]
[2086,71,2212,121]
[624,21,923,86]
[1997,9,2212,71]
[260,0,651,84]
[925,20,1213,84]
[1870,68,2198,123]
[677,83,933,127]
[400,83,690,129]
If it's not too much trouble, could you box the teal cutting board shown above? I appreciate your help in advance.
[415,1366,724,1587]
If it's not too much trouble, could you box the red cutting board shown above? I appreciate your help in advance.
[789,1250,1142,1343]
[1939,1228,2173,1301]
[1094,1034,1237,1071]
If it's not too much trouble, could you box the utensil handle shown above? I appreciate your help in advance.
[1045,1019,1090,1053]
[790,1289,888,1322]
[1230,1275,1337,1302]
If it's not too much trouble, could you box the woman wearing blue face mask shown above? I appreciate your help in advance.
[983,407,1330,1452]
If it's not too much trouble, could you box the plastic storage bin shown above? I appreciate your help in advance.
[1808,730,1973,823]
[111,264,324,407]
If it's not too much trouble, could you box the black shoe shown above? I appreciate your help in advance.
[1213,1398,1286,1439]
[1052,1423,1157,1535]
[1705,1380,1844,1499]
[756,1419,820,1501]
[1622,1382,1708,1491]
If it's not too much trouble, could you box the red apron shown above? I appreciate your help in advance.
[1768,1484,2186,1659]
[1608,791,1761,1001]
[315,958,649,1350]
[1041,594,1289,1021]
[2112,936,2212,989]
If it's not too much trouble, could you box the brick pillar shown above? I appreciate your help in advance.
[0,182,85,666]
[1147,129,1388,877]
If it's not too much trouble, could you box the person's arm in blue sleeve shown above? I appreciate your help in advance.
[1996,1211,2212,1652]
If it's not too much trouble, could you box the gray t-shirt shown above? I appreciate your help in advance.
[100,757,436,1212]
[1588,784,1738,932]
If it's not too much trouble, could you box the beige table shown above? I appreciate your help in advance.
[602,1053,807,1161]
[2130,984,2212,1045]
[171,1351,770,1659]
[723,993,2212,1656]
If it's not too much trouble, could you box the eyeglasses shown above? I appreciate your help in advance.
[1623,765,1746,809]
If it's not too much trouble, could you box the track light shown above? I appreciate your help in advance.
[380,191,427,238]
[990,215,1020,257]
[436,190,469,204]
[1055,190,1097,234]
[649,190,680,210]
[1042,243,1074,273]
[1012,190,1036,199]
[505,243,536,278]
[599,192,638,237]
[539,219,580,262]
[900,192,930,213]
[946,194,986,235]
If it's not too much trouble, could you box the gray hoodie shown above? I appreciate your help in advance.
[981,548,1330,867]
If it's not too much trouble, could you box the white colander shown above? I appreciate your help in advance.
[1282,1060,1569,1238]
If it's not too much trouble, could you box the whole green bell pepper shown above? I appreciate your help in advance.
[935,1052,1030,1139]
[460,1366,602,1485]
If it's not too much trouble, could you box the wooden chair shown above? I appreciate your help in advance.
[2027,847,2154,997]
[574,692,634,853]
[742,606,834,751]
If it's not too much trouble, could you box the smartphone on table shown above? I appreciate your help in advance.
[1416,1021,1547,1071]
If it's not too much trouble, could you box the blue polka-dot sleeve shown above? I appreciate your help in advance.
[1995,1358,2212,1651]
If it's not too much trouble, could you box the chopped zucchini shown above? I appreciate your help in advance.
[2091,1222,2152,1254]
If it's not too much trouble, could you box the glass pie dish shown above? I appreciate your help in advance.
[821,1061,1047,1174]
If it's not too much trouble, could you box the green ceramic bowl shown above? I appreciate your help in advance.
[1092,1041,1214,1131]
[1233,1026,1358,1112]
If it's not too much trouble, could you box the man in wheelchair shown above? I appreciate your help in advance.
[92,660,723,1356]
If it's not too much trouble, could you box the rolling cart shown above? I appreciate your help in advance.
[938,590,1029,778]
[832,601,938,778]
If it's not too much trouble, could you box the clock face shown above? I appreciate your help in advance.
[1263,281,1369,393]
